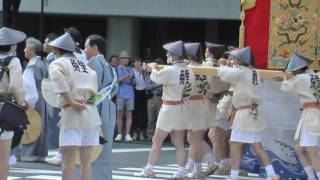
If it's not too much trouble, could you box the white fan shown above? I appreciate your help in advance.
[41,78,60,107]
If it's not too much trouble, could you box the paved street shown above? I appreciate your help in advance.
[9,142,262,180]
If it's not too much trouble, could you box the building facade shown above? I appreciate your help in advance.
[0,0,240,61]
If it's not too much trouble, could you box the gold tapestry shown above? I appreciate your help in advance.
[268,0,320,70]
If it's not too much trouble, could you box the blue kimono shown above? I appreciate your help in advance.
[76,54,117,180]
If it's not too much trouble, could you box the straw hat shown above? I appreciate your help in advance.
[0,27,26,46]
[75,145,103,164]
[21,108,42,144]
[48,33,75,52]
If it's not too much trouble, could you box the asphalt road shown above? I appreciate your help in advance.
[9,142,262,180]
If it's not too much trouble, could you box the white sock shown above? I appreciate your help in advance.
[194,162,202,173]
[214,161,220,167]
[204,152,214,167]
[55,152,62,161]
[230,169,239,179]
[316,171,320,180]
[265,164,276,177]
[146,163,154,171]
[221,158,230,167]
[304,166,316,180]
[177,166,186,174]
[187,158,194,169]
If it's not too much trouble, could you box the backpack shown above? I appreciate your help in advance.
[0,56,14,81]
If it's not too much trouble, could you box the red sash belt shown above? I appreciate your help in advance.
[228,104,257,123]
[302,102,320,109]
[162,95,204,105]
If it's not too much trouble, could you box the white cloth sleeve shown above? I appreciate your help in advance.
[150,68,170,85]
[23,68,39,109]
[218,66,242,85]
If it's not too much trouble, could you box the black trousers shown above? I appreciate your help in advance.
[132,89,148,134]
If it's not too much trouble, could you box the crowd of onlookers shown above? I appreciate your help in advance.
[111,51,163,142]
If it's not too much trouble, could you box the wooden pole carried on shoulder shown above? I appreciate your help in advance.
[147,65,283,80]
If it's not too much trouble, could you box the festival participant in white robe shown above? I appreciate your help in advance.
[203,42,225,67]
[280,53,320,180]
[64,26,88,64]
[48,33,101,180]
[218,47,280,180]
[135,40,195,179]
[184,42,211,178]
[0,27,27,180]
[199,43,230,176]
[211,50,236,175]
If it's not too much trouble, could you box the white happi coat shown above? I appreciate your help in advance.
[150,61,195,132]
[281,72,320,139]
[218,65,266,132]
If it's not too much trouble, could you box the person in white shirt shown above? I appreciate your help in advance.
[18,37,48,162]
[280,53,320,180]
[132,58,148,140]
[135,41,195,179]
[64,26,88,64]
[203,42,225,67]
[0,27,27,180]
[218,47,279,180]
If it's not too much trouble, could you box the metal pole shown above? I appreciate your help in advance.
[40,0,44,41]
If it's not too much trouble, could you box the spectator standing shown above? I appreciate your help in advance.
[109,55,119,68]
[145,58,163,140]
[114,51,135,142]
[43,33,58,64]
[132,58,148,140]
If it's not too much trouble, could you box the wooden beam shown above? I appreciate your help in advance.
[147,65,283,80]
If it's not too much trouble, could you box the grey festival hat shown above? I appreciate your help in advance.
[0,27,26,46]
[163,40,184,57]
[229,47,252,65]
[205,42,225,59]
[48,33,75,52]
[184,42,200,57]
[285,53,312,72]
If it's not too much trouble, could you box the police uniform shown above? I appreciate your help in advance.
[281,53,320,147]
[48,33,101,147]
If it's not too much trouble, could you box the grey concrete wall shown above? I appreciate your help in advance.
[15,0,240,20]
[106,17,140,58]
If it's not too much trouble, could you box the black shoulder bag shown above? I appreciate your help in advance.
[0,56,29,148]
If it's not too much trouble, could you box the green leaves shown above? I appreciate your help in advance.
[182,83,192,100]
[313,81,320,103]
[197,76,211,95]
